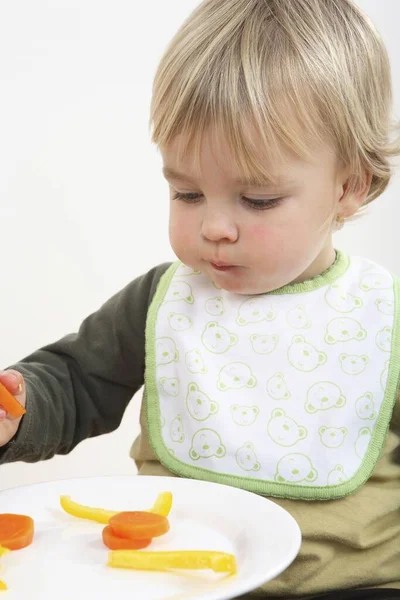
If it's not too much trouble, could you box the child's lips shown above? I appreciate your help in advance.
[210,262,236,271]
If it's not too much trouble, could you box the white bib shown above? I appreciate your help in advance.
[144,252,400,500]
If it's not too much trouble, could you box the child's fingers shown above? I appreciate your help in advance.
[0,369,24,398]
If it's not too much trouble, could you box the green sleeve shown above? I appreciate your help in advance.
[0,262,171,464]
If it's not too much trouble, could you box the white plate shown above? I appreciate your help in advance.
[0,476,301,600]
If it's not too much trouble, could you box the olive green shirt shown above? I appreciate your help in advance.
[1,262,399,598]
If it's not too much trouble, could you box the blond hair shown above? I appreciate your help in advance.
[150,0,400,204]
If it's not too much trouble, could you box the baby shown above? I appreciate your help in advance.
[1,1,399,598]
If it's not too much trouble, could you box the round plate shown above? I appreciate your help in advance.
[0,476,301,600]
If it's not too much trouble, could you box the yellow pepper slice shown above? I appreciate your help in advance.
[107,550,237,574]
[0,546,8,591]
[60,495,116,524]
[60,491,173,523]
[149,491,173,517]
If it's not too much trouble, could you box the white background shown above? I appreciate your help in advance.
[0,0,399,490]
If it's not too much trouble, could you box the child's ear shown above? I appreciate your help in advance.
[338,170,373,218]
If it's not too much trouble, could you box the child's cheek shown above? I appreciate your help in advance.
[248,223,270,243]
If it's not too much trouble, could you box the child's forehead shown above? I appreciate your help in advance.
[160,127,337,186]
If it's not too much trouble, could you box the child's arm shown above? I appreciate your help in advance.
[0,262,171,464]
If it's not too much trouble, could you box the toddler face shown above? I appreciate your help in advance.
[162,128,347,295]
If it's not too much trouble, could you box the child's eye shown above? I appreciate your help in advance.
[173,191,201,203]
[243,197,282,210]
[173,191,282,210]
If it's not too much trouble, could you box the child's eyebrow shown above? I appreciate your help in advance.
[162,166,289,187]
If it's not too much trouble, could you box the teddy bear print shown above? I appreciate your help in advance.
[231,405,260,426]
[164,281,194,304]
[375,326,392,353]
[170,415,185,443]
[235,443,261,472]
[201,322,238,354]
[305,382,346,413]
[359,271,392,291]
[325,284,363,313]
[286,305,311,329]
[339,354,369,375]
[381,360,389,391]
[205,297,225,316]
[250,334,279,355]
[325,318,367,344]
[355,427,372,458]
[267,409,307,447]
[189,429,226,460]
[356,392,376,420]
[156,337,179,365]
[186,383,219,421]
[159,377,180,397]
[266,373,291,400]
[176,264,201,277]
[185,349,207,374]
[327,465,347,485]
[375,299,394,316]
[168,312,193,331]
[217,362,257,391]
[236,297,277,325]
[288,336,327,372]
[319,426,347,448]
[275,453,318,484]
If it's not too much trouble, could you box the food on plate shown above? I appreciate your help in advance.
[0,382,26,419]
[0,514,34,550]
[0,545,9,591]
[59,491,173,523]
[60,495,116,524]
[108,511,169,541]
[107,549,238,574]
[149,491,173,517]
[102,526,152,550]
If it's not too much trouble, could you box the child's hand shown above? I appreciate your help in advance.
[0,370,26,447]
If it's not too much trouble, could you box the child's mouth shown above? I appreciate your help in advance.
[210,263,235,272]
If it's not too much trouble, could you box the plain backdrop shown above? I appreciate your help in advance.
[0,0,399,490]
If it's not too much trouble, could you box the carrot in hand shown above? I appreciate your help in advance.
[0,382,25,419]
[102,526,152,551]
[0,514,34,550]
[109,511,169,541]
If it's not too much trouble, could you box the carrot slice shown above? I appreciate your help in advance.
[109,512,169,541]
[0,514,34,550]
[0,383,25,419]
[102,526,152,550]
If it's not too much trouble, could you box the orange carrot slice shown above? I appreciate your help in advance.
[0,383,25,419]
[0,514,34,550]
[102,526,152,550]
[109,512,169,541]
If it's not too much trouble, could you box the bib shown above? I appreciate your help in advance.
[144,252,400,500]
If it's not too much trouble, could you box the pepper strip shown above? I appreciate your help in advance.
[107,550,237,574]
[59,491,173,524]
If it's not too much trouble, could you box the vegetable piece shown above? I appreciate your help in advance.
[59,491,173,523]
[102,526,151,551]
[109,511,169,541]
[107,550,237,574]
[60,495,116,524]
[0,545,10,591]
[0,514,34,550]
[0,382,25,419]
[150,492,173,517]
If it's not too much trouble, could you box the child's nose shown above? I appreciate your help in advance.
[201,209,238,243]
